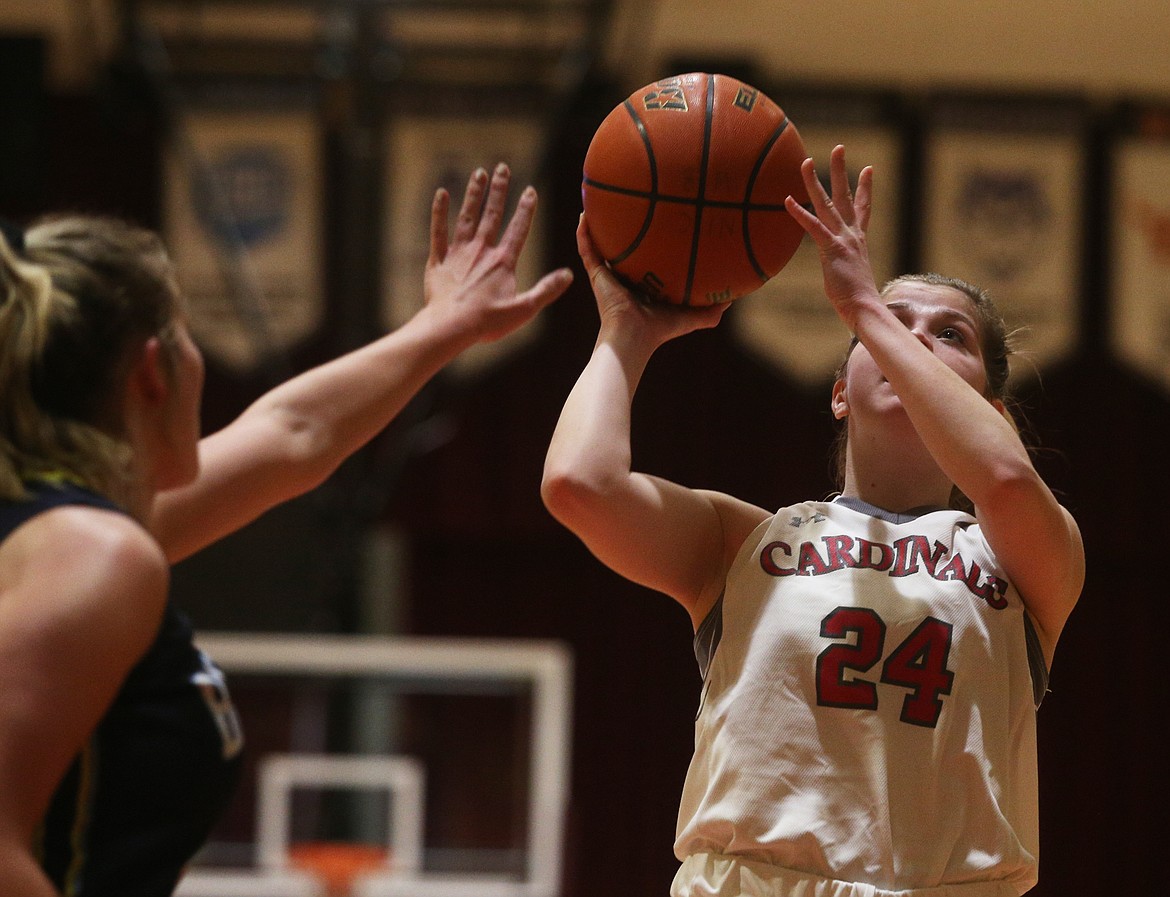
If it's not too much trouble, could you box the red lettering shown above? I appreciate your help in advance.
[760,529,1010,611]
[933,553,968,583]
[796,541,831,576]
[968,566,1009,610]
[891,535,949,577]
[856,539,893,571]
[822,535,858,571]
[760,541,795,576]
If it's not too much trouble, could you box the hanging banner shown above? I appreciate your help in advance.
[164,106,325,373]
[920,96,1086,379]
[730,90,905,385]
[1110,105,1170,392]
[382,115,546,377]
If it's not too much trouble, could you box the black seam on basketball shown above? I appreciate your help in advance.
[608,100,657,266]
[583,178,790,211]
[743,116,792,282]
[683,74,716,305]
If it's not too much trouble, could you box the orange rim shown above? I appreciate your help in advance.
[287,842,391,896]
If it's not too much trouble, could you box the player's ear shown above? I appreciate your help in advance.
[831,378,849,420]
[126,336,170,407]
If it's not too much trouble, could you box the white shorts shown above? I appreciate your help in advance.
[671,853,1023,897]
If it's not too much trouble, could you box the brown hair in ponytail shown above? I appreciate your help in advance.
[0,216,180,504]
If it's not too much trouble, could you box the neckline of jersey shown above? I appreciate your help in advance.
[830,494,949,524]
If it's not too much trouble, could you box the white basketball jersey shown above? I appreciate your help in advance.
[675,497,1045,894]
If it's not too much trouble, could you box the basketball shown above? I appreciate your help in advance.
[582,72,809,306]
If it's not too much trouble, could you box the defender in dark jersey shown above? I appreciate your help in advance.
[0,165,571,896]
[3,482,242,897]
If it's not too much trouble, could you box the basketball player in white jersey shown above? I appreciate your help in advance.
[542,145,1083,897]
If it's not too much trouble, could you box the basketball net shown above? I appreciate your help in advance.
[287,842,392,897]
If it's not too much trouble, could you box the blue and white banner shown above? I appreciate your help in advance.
[164,107,325,372]
[921,119,1083,378]
[731,120,903,385]
[382,115,546,377]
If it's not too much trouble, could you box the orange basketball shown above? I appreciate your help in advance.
[582,72,809,306]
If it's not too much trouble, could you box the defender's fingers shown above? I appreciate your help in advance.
[519,267,575,311]
[428,187,451,263]
[497,184,538,266]
[475,162,512,244]
[453,167,489,244]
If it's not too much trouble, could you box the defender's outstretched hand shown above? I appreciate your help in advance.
[150,163,570,564]
[785,145,880,331]
[426,164,573,345]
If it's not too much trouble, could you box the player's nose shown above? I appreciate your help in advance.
[910,325,933,351]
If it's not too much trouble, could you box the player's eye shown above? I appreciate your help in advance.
[939,326,965,343]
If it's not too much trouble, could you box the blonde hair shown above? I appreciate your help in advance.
[0,216,180,504]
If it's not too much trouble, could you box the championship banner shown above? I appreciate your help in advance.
[164,106,325,373]
[1109,106,1170,393]
[920,97,1087,379]
[382,115,546,377]
[730,90,905,385]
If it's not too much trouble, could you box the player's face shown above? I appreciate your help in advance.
[157,316,205,489]
[833,282,991,422]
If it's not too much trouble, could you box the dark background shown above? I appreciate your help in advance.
[4,32,1168,897]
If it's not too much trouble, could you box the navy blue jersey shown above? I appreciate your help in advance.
[0,481,244,897]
